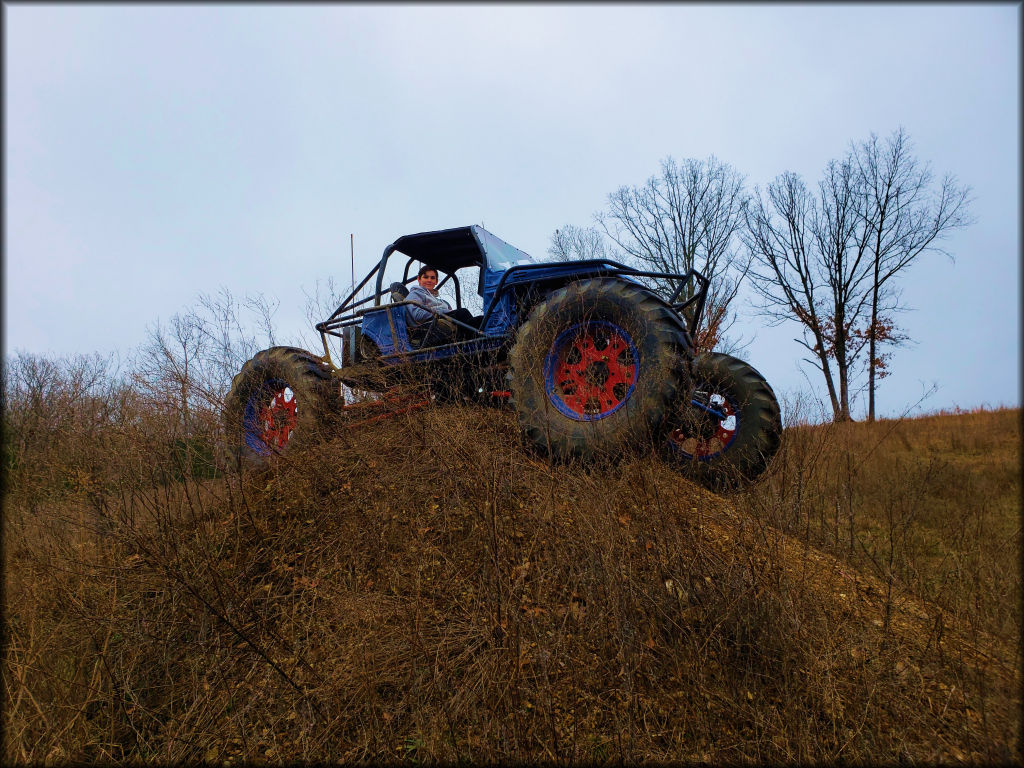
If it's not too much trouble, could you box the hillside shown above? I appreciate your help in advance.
[3,399,1020,763]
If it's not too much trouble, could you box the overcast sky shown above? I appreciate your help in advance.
[5,3,1019,418]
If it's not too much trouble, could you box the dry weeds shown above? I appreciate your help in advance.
[2,349,1020,764]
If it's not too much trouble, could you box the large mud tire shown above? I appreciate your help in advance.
[509,278,688,461]
[665,352,781,490]
[223,346,336,469]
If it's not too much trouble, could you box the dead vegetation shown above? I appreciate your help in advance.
[2,340,1020,763]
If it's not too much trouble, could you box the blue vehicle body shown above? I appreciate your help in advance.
[315,225,708,387]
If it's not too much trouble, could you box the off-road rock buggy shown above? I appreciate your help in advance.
[224,225,782,488]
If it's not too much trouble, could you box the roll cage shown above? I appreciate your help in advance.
[314,225,710,369]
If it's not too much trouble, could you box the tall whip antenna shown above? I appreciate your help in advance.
[350,233,355,300]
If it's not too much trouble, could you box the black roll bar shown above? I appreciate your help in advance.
[317,250,710,367]
[479,260,709,338]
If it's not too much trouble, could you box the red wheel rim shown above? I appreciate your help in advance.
[669,395,737,459]
[546,322,638,419]
[257,386,297,449]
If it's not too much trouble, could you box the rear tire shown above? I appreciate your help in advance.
[509,278,688,461]
[664,352,781,490]
[223,347,336,469]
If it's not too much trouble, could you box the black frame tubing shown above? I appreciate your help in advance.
[316,249,710,368]
[481,260,709,337]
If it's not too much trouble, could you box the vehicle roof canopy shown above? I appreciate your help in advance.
[390,226,482,274]
[390,225,533,274]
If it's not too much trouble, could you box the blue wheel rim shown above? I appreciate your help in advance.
[669,390,740,461]
[542,321,639,422]
[242,378,293,456]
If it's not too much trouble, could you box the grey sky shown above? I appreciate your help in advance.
[6,3,1019,418]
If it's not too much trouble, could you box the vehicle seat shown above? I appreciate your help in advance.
[389,281,430,348]
[389,282,409,303]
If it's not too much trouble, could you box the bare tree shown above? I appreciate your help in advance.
[132,290,281,433]
[811,157,879,419]
[594,156,750,352]
[547,224,608,262]
[548,157,750,351]
[745,129,972,422]
[746,172,849,420]
[851,128,973,421]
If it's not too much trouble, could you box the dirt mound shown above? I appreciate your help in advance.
[5,404,1019,763]
[177,406,1020,762]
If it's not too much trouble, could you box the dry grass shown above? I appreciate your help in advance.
[744,405,1021,645]
[2,349,1020,764]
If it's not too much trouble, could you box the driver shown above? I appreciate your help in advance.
[406,265,480,341]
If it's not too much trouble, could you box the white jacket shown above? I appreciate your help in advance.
[406,285,452,326]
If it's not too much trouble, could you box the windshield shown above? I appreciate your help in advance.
[476,227,539,272]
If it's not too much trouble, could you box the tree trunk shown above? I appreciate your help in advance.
[834,306,852,421]
[814,332,844,421]
[868,255,880,422]
[837,359,851,421]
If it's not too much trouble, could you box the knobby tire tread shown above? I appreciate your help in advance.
[509,278,690,462]
[224,346,337,469]
[668,352,782,490]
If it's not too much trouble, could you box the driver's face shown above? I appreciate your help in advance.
[418,271,438,289]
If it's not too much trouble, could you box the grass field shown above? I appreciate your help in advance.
[3,352,1020,763]
[747,405,1021,645]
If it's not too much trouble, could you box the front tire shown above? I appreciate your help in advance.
[665,352,781,490]
[223,347,335,468]
[509,278,688,461]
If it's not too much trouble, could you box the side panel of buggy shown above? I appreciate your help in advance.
[358,295,513,365]
[360,305,413,357]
